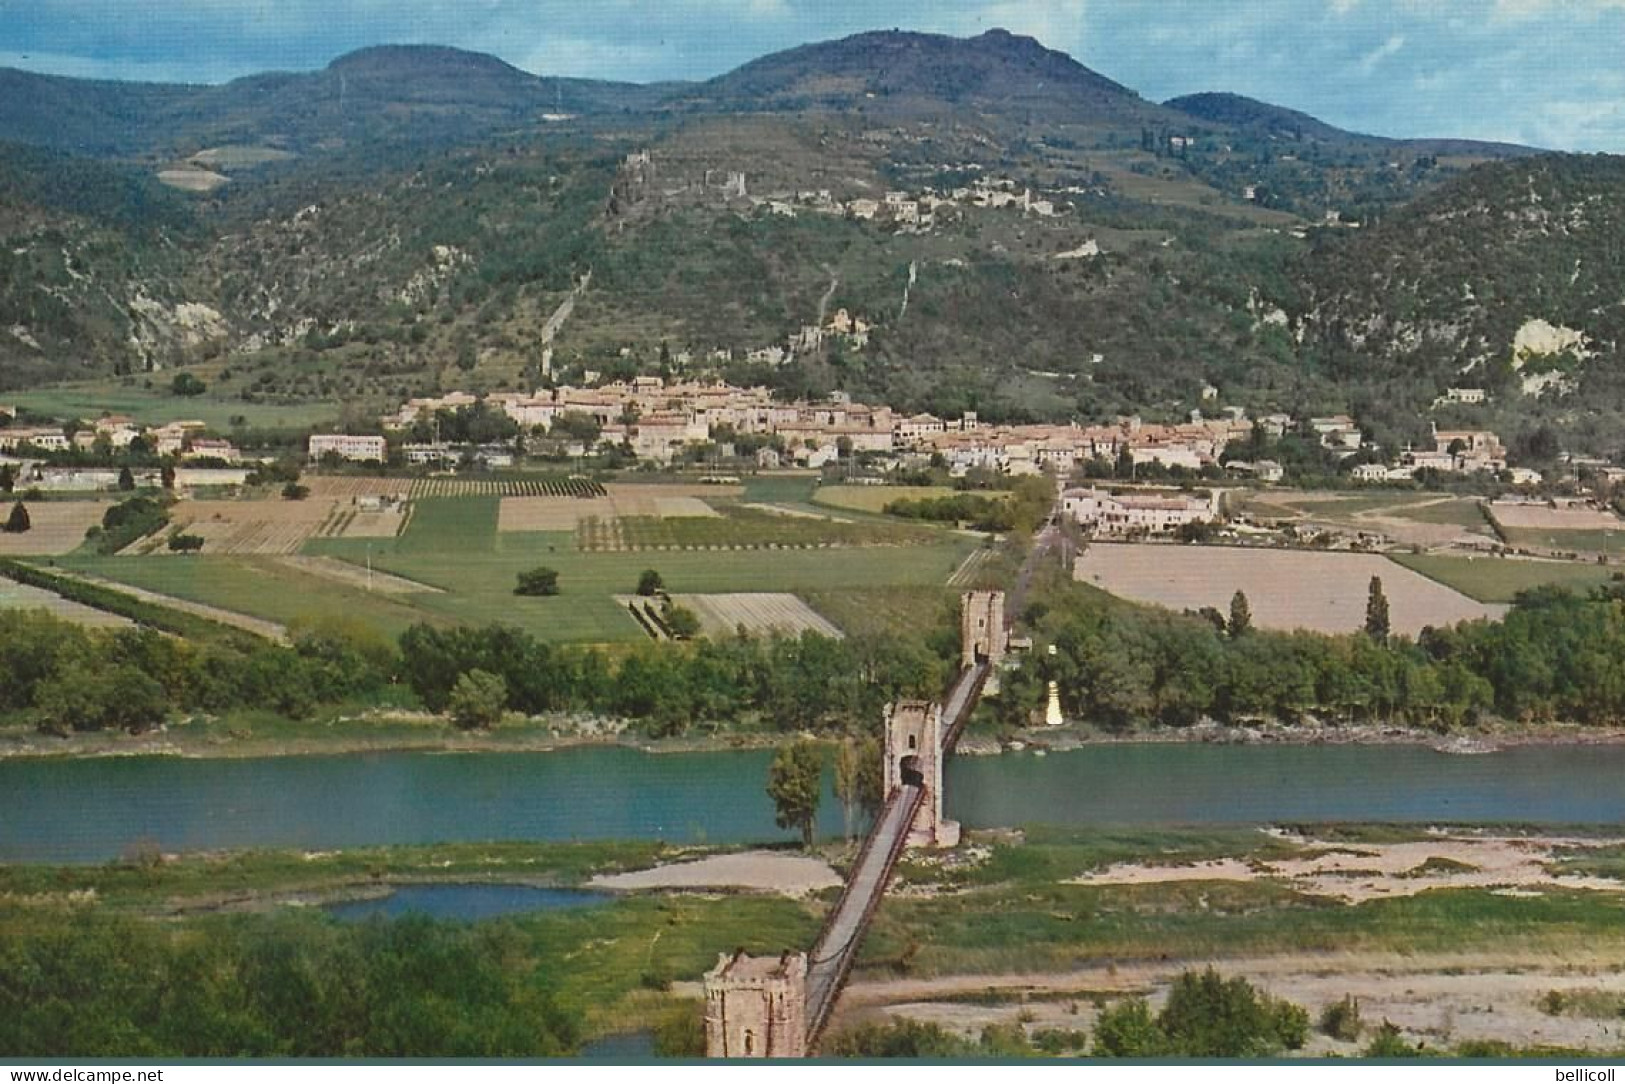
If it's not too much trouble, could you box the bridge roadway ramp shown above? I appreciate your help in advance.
[804,782,923,1043]
[804,658,991,1045]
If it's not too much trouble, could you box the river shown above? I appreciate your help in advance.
[3,743,1623,864]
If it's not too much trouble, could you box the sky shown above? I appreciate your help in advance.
[0,0,1622,151]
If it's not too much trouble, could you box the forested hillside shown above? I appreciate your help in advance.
[0,30,1619,453]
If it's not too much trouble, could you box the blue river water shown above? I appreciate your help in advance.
[3,742,1623,864]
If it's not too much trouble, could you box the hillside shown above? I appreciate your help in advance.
[1287,153,1625,448]
[668,28,1174,131]
[0,32,1619,456]
[0,46,666,159]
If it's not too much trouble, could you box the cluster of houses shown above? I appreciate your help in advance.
[0,413,242,462]
[1061,486,1219,537]
[326,379,1265,474]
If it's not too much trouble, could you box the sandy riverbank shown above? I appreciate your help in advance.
[11,709,1625,761]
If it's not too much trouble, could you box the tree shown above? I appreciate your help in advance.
[170,372,206,397]
[1158,968,1307,1057]
[1228,590,1252,638]
[1365,576,1391,642]
[766,739,824,848]
[0,463,12,493]
[117,466,136,492]
[662,602,701,640]
[167,533,205,554]
[1092,998,1167,1057]
[160,465,175,490]
[447,669,508,730]
[636,569,664,596]
[515,567,560,596]
[4,502,29,534]
[281,482,310,500]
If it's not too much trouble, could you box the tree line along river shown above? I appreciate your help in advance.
[4,743,1624,864]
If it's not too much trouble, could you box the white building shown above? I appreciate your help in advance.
[309,434,386,462]
[1062,487,1217,536]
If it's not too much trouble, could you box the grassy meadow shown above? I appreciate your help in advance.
[1390,553,1614,603]
[63,490,977,644]
[10,381,340,431]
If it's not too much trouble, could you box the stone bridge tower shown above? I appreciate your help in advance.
[703,950,808,1058]
[960,589,1007,691]
[883,700,960,848]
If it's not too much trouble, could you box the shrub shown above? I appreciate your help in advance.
[3,501,29,534]
[515,566,560,596]
[167,533,205,554]
[1320,994,1364,1042]
[636,569,664,596]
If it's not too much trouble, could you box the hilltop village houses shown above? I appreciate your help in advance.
[360,379,1267,475]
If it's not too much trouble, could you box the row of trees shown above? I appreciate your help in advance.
[995,573,1625,733]
[399,622,949,739]
[0,610,396,735]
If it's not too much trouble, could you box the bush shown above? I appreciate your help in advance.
[167,533,205,554]
[515,566,560,596]
[1320,994,1364,1041]
[1364,1021,1422,1058]
[170,373,206,397]
[281,482,310,500]
[3,501,29,534]
[652,1002,706,1057]
[447,669,507,730]
[636,569,664,596]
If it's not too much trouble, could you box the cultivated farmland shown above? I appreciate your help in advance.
[616,592,844,640]
[410,476,609,499]
[160,497,339,556]
[0,501,108,556]
[574,507,935,551]
[1074,543,1507,636]
[812,484,968,514]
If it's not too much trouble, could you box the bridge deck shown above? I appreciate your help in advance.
[804,782,923,1042]
[803,659,991,1046]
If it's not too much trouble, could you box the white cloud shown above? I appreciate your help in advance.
[1356,33,1404,73]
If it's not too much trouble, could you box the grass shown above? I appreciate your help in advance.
[56,554,431,638]
[10,382,339,431]
[800,585,962,640]
[576,506,937,550]
[396,495,500,554]
[0,840,819,1043]
[862,826,1625,981]
[741,474,819,505]
[1501,527,1624,554]
[1390,553,1612,603]
[813,485,970,514]
[57,493,977,644]
[1392,500,1491,528]
[0,840,673,908]
[307,514,976,642]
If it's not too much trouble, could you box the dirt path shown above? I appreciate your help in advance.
[276,556,440,595]
[840,951,1625,1053]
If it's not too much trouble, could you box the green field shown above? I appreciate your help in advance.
[11,382,340,430]
[1500,527,1625,554]
[813,484,967,513]
[1390,553,1613,603]
[56,554,431,637]
[576,506,935,550]
[60,492,977,643]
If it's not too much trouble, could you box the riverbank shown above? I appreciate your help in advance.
[13,705,1625,762]
[0,708,792,761]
